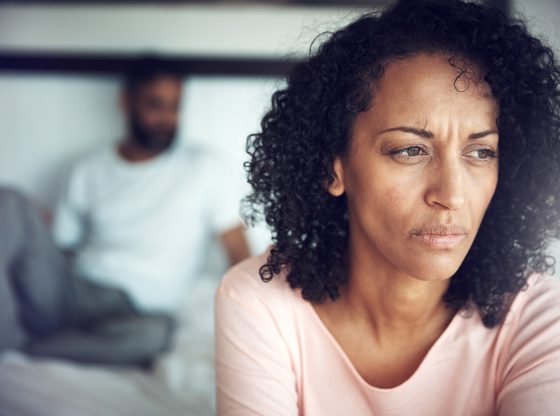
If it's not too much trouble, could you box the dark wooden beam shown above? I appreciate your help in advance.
[0,52,301,76]
[0,0,387,5]
[0,0,510,11]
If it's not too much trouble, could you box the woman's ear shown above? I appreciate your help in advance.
[327,157,345,196]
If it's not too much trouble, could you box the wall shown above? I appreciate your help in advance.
[0,3,367,253]
[512,0,560,268]
[0,74,122,207]
[513,0,560,54]
[0,3,366,56]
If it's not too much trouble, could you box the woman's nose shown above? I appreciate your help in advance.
[424,156,466,211]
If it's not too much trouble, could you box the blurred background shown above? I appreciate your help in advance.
[0,0,559,250]
[0,0,558,415]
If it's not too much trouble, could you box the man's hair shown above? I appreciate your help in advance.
[123,56,183,96]
[244,0,560,327]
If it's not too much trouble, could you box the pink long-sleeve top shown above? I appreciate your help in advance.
[215,253,560,415]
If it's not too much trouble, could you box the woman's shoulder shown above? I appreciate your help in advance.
[492,274,560,411]
[215,250,304,350]
[510,273,560,320]
[217,250,297,307]
[498,273,560,367]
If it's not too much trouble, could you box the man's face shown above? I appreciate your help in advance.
[127,75,182,152]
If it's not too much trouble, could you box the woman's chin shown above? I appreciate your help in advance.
[403,256,464,283]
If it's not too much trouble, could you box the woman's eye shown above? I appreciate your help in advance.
[392,146,427,158]
[466,148,498,160]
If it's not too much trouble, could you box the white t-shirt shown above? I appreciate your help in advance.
[52,144,242,313]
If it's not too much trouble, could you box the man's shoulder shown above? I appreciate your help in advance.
[70,145,115,176]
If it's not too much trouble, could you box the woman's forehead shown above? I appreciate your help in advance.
[376,53,489,96]
[365,53,498,126]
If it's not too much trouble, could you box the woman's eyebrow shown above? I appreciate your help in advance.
[378,126,498,140]
[378,126,433,138]
[468,130,498,140]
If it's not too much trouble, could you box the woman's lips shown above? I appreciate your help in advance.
[410,225,469,249]
[410,233,467,249]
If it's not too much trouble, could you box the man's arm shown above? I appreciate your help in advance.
[51,165,89,251]
[220,224,251,266]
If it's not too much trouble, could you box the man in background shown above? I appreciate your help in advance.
[52,57,250,315]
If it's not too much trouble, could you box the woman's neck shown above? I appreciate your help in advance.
[347,275,450,342]
[335,239,453,344]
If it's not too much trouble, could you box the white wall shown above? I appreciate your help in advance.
[0,74,123,208]
[513,0,560,54]
[513,0,560,269]
[0,3,366,56]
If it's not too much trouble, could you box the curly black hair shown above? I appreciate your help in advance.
[244,0,560,327]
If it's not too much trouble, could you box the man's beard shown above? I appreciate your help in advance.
[129,115,177,153]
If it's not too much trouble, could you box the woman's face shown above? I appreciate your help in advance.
[329,53,499,281]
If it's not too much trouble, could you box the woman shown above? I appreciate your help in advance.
[215,0,560,414]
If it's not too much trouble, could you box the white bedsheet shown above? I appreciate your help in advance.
[0,275,220,416]
[0,351,209,416]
